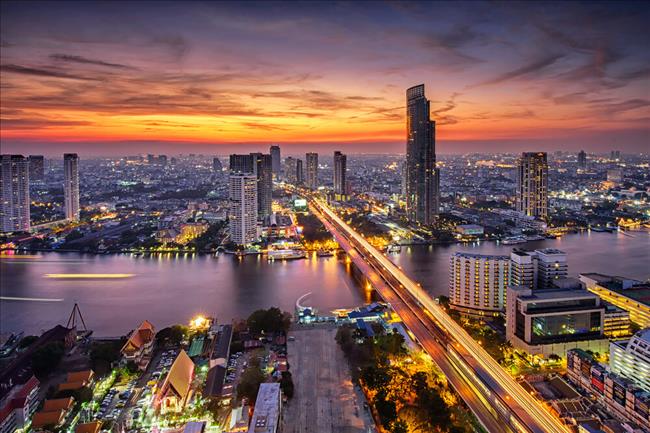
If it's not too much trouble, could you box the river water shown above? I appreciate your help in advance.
[1,230,648,336]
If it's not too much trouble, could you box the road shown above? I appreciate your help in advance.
[309,196,570,433]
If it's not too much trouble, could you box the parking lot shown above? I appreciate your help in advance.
[284,326,373,433]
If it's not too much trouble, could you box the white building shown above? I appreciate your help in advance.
[248,383,281,433]
[508,248,568,290]
[610,329,650,392]
[0,154,30,233]
[448,252,510,317]
[229,174,258,245]
[63,153,80,221]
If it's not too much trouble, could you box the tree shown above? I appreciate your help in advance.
[280,371,294,399]
[390,420,408,433]
[90,339,124,376]
[237,366,265,404]
[374,390,397,428]
[361,366,390,391]
[18,335,38,348]
[246,308,291,334]
[376,331,405,356]
[31,342,65,379]
[156,325,187,346]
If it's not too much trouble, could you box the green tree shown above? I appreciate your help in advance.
[90,339,124,376]
[390,420,408,433]
[31,342,65,378]
[374,390,397,428]
[279,371,294,399]
[237,366,265,404]
[18,335,38,348]
[156,325,188,346]
[361,366,390,391]
[247,308,291,334]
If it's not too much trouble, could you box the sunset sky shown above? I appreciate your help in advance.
[1,1,648,155]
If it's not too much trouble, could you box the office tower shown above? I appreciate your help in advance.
[610,330,650,392]
[405,84,438,225]
[283,157,297,184]
[250,153,273,218]
[516,152,548,219]
[229,174,258,245]
[213,157,223,173]
[0,155,30,232]
[306,153,318,189]
[333,151,346,196]
[147,154,154,164]
[270,145,281,176]
[28,155,45,182]
[63,153,80,221]
[229,153,272,218]
[577,150,586,169]
[158,155,167,166]
[448,252,510,317]
[296,159,304,185]
[611,150,621,160]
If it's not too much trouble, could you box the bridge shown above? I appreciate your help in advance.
[308,196,570,433]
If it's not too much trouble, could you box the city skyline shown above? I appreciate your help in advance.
[1,1,649,155]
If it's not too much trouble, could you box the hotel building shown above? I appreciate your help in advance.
[229,174,258,245]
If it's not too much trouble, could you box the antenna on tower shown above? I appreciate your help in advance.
[66,302,88,331]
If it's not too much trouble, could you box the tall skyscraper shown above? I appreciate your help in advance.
[449,252,510,317]
[283,157,297,184]
[229,174,258,245]
[270,145,281,176]
[516,152,548,219]
[296,159,304,185]
[28,155,45,183]
[250,153,273,218]
[305,152,318,189]
[405,84,438,225]
[213,157,223,173]
[229,153,272,218]
[577,150,587,169]
[64,153,80,221]
[333,151,346,196]
[1,155,30,233]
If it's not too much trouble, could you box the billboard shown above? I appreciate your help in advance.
[294,198,307,208]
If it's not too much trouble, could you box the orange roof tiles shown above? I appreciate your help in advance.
[31,409,66,428]
[66,370,93,383]
[121,320,155,354]
[58,381,85,392]
[43,397,74,411]
[157,350,194,403]
[75,421,102,433]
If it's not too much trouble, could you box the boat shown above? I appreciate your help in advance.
[386,244,401,253]
[268,249,306,261]
[316,250,334,257]
[501,236,527,245]
[525,235,545,241]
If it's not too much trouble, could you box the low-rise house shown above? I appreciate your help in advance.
[58,370,94,393]
[121,320,155,370]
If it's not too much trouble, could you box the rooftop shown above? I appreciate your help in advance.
[248,383,280,433]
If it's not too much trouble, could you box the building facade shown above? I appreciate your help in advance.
[63,153,80,221]
[229,175,258,245]
[28,155,44,183]
[270,145,281,177]
[506,285,609,357]
[580,273,650,328]
[405,84,438,225]
[212,157,223,173]
[577,150,587,169]
[229,153,272,218]
[0,155,30,233]
[305,152,318,189]
[509,248,568,290]
[610,329,650,393]
[448,252,510,317]
[516,152,548,219]
[333,151,346,197]
[296,159,304,185]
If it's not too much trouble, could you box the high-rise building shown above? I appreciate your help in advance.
[577,150,587,169]
[509,248,568,290]
[516,152,548,219]
[251,153,273,218]
[28,155,45,182]
[229,174,258,245]
[1,155,30,233]
[229,153,272,218]
[333,151,346,196]
[270,145,281,176]
[283,157,297,184]
[63,153,80,221]
[213,157,223,173]
[296,159,304,185]
[306,153,318,189]
[448,252,510,317]
[610,329,650,392]
[405,84,438,225]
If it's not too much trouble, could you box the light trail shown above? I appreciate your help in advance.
[0,254,42,259]
[312,197,570,433]
[44,273,135,279]
[0,296,64,302]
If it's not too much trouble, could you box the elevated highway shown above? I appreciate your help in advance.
[309,197,570,433]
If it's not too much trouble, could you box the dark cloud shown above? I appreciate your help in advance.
[474,54,565,87]
[50,54,136,70]
[1,64,100,81]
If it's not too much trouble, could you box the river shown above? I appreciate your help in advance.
[1,230,648,336]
